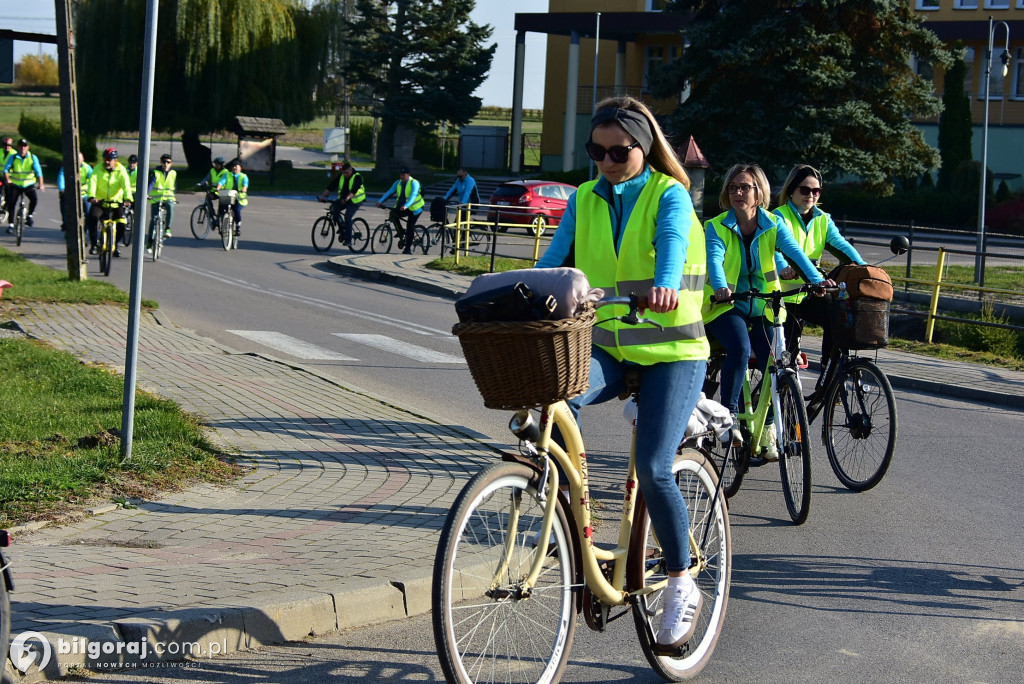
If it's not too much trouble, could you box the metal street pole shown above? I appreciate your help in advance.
[120,0,160,459]
[975,16,1011,284]
[589,12,600,180]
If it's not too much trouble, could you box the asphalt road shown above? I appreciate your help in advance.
[6,194,1024,683]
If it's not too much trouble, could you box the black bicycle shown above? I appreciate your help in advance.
[312,198,370,253]
[10,191,29,247]
[373,206,429,255]
[190,184,219,240]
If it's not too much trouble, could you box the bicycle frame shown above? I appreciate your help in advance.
[736,315,792,453]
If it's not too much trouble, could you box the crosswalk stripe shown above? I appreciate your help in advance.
[227,331,358,361]
[333,333,465,364]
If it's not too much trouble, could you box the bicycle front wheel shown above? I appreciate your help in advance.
[14,208,23,247]
[777,372,812,525]
[630,448,731,681]
[311,216,335,252]
[371,222,393,254]
[190,205,210,240]
[122,210,134,246]
[99,223,113,276]
[348,217,370,253]
[823,358,897,491]
[413,223,430,254]
[433,461,576,684]
[220,214,234,251]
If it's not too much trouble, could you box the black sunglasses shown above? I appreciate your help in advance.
[797,186,822,197]
[585,141,641,164]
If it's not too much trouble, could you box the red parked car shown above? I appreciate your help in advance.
[487,180,577,236]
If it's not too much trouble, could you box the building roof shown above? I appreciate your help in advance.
[231,117,288,137]
[514,12,689,41]
[680,136,709,169]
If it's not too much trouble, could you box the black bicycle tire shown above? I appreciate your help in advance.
[823,357,897,491]
[432,460,576,684]
[371,222,393,254]
[220,213,234,251]
[0,560,10,684]
[311,216,335,252]
[348,217,370,253]
[122,209,134,246]
[630,447,731,681]
[415,223,430,254]
[190,204,210,240]
[777,372,812,525]
[99,222,113,276]
[14,204,24,247]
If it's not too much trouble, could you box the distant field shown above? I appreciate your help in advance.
[0,91,61,139]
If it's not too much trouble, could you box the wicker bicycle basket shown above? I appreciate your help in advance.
[830,298,890,350]
[453,307,595,410]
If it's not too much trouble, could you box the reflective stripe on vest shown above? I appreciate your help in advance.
[345,172,366,203]
[398,178,424,212]
[150,169,176,203]
[702,215,785,323]
[8,154,38,187]
[575,171,709,364]
[775,203,828,304]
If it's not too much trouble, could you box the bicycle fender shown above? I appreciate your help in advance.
[500,451,585,613]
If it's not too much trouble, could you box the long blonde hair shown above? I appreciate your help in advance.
[593,96,690,190]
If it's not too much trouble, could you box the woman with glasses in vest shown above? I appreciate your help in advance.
[536,96,709,651]
[773,164,865,411]
[147,154,177,242]
[703,163,833,461]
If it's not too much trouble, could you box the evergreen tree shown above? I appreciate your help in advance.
[653,0,951,195]
[74,0,326,170]
[937,43,972,192]
[346,0,495,176]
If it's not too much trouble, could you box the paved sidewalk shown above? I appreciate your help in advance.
[4,303,500,681]
[4,252,1022,681]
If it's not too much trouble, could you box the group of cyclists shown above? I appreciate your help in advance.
[319,163,476,255]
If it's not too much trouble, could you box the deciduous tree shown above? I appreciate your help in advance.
[15,55,59,87]
[346,0,495,176]
[653,0,951,194]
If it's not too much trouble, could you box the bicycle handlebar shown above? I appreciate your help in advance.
[709,283,826,305]
[595,294,664,330]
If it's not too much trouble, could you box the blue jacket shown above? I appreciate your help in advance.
[444,174,478,204]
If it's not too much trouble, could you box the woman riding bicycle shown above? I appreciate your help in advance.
[703,163,832,460]
[773,164,865,412]
[535,96,709,650]
[318,161,365,246]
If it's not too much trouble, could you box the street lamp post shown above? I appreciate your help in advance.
[975,16,1011,284]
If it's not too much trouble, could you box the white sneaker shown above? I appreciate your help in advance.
[760,426,779,462]
[656,574,703,649]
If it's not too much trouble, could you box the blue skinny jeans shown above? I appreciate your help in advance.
[706,309,772,414]
[567,347,706,573]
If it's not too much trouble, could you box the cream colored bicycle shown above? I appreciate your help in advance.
[434,295,731,683]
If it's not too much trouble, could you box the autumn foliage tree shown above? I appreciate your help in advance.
[15,55,59,87]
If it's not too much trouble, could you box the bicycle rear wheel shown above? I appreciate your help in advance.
[348,217,370,253]
[413,223,430,254]
[777,372,812,525]
[433,461,576,684]
[371,222,393,254]
[630,448,731,681]
[190,204,210,240]
[311,216,335,252]
[823,358,897,491]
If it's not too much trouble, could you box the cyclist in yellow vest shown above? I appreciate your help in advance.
[377,167,423,255]
[536,97,708,651]
[85,148,133,256]
[125,154,139,211]
[318,161,365,246]
[147,153,177,243]
[4,138,46,233]
[704,163,832,460]
[0,138,14,220]
[216,158,248,244]
[773,164,865,409]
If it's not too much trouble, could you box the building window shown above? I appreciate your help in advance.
[911,55,935,84]
[915,0,940,9]
[984,0,1009,8]
[643,46,665,92]
[954,0,979,8]
[1013,48,1024,99]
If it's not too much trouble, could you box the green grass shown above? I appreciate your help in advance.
[0,338,240,527]
[899,264,1024,293]
[0,248,157,307]
[0,248,239,527]
[425,255,536,277]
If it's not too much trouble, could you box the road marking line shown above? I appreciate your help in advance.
[227,331,358,361]
[333,333,465,364]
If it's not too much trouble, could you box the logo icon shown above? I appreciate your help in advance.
[10,631,52,673]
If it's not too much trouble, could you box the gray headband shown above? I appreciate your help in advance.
[590,107,654,156]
